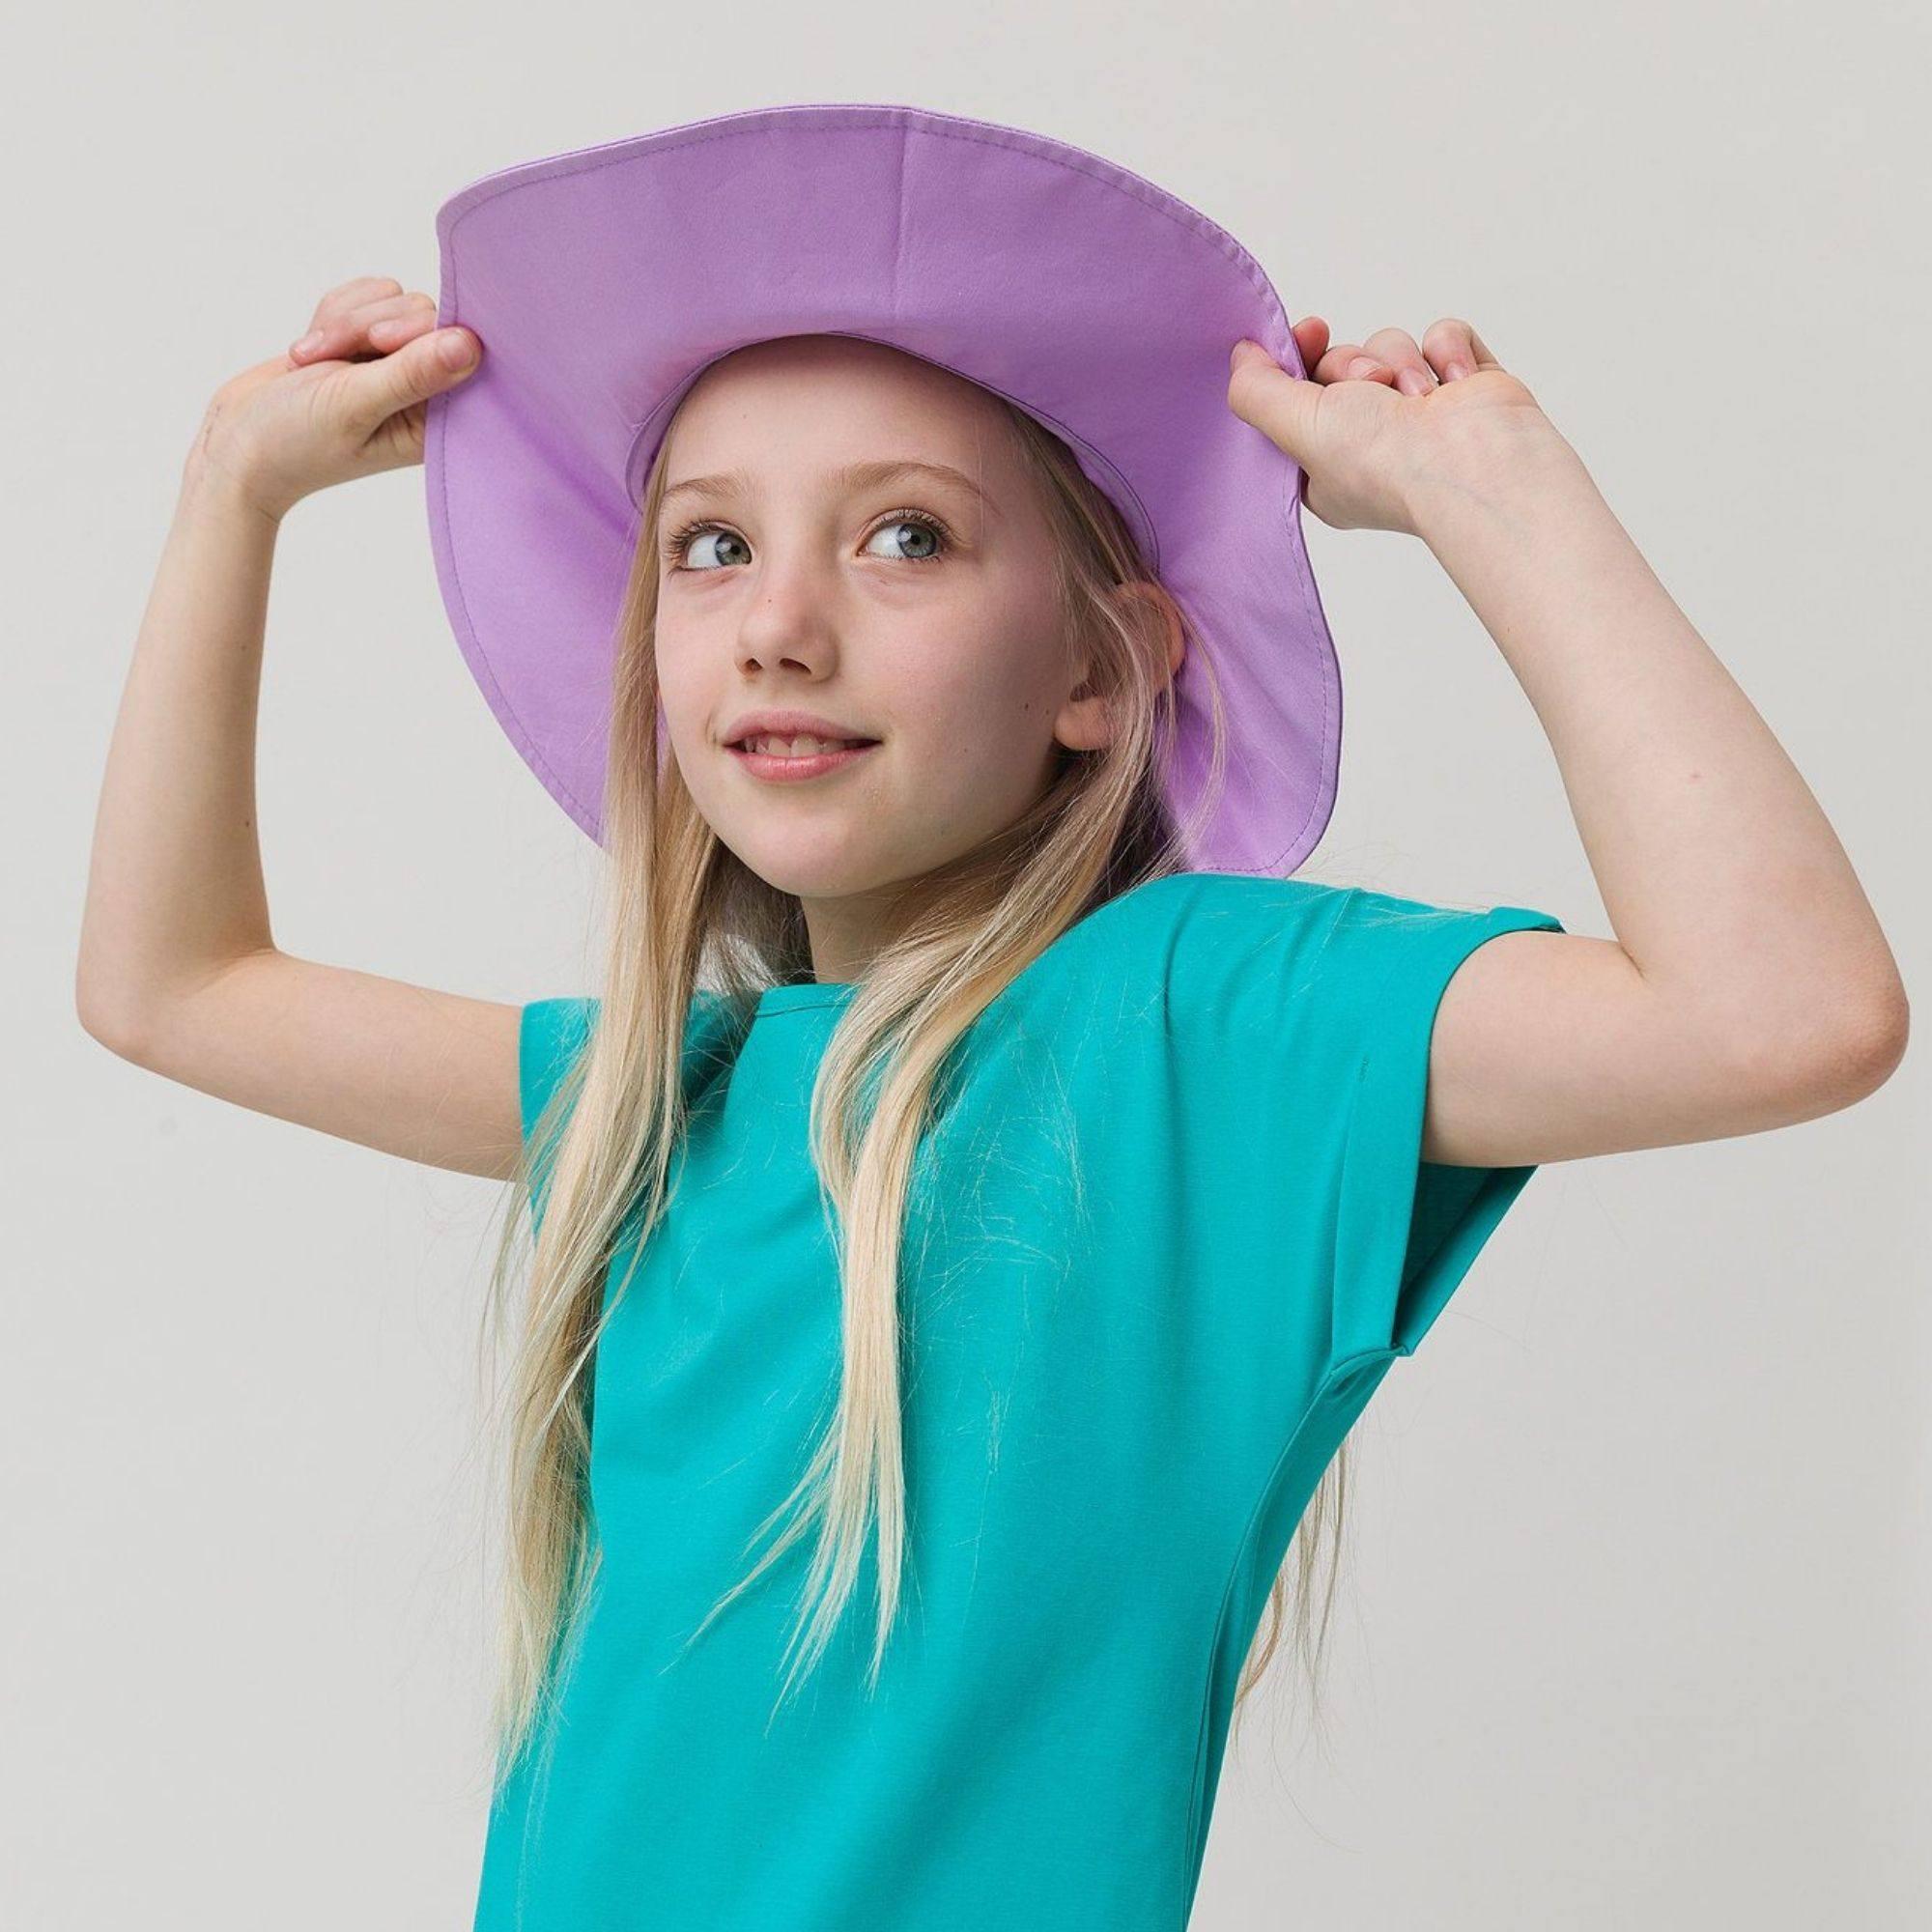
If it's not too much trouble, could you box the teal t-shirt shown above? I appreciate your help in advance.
[473,869,1565,1931]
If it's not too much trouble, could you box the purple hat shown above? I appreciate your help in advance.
[423,101,1339,876]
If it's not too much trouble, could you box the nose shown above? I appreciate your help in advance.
[733,553,841,674]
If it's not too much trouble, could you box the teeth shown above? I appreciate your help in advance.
[743,733,866,756]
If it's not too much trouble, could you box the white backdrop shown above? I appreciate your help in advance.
[9,2,1927,1925]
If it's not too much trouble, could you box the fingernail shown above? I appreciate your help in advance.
[1348,356,1381,379]
[293,330,324,355]
[1443,359,1471,381]
[439,331,475,370]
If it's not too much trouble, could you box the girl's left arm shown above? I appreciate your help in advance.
[1410,425,1906,1165]
[1228,323,1909,1168]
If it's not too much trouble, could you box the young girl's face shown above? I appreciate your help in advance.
[652,334,1102,972]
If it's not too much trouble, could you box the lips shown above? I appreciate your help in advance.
[722,707,881,749]
[730,732,878,753]
[726,738,882,781]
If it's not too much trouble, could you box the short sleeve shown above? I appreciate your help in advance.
[519,996,599,1143]
[1159,873,1565,1378]
[1318,885,1566,1367]
[519,998,598,1231]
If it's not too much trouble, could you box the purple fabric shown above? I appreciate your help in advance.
[424,101,1340,876]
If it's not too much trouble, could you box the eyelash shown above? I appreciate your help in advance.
[660,507,954,571]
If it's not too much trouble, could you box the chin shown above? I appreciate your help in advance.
[722,838,899,903]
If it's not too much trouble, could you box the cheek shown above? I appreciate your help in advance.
[908,615,1066,752]
[652,634,707,723]
[649,659,714,779]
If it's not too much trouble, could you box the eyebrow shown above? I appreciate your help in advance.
[660,458,993,518]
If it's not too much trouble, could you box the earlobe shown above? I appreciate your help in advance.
[1054,691,1114,753]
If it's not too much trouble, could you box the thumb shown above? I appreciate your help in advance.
[1227,338,1321,467]
[354,326,481,428]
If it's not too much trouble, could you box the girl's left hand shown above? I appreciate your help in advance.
[1227,316,1558,537]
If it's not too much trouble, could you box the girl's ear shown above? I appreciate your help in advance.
[1110,580,1186,680]
[1053,627,1116,753]
[1054,582,1187,753]
[1054,687,1114,753]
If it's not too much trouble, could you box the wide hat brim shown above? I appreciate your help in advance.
[423,101,1340,876]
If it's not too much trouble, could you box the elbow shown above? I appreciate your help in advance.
[1736,978,1911,1118]
[1831,980,1911,1102]
[74,971,154,1065]
[76,994,145,1065]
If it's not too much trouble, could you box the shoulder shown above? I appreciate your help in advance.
[521,995,598,1075]
[521,991,747,1122]
[518,998,600,1141]
[1062,867,1359,977]
[1147,866,1557,955]
[1146,868,1564,1050]
[1134,868,1358,1014]
[982,870,1362,1058]
[522,991,739,1054]
[1140,867,1355,942]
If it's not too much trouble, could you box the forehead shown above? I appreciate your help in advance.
[660,333,1019,495]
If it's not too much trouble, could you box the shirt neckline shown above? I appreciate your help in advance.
[744,870,1208,1021]
[754,980,858,1016]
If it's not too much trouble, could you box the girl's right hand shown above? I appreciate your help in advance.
[187,275,483,523]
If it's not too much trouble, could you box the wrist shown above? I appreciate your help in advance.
[1402,416,1589,545]
[178,447,287,536]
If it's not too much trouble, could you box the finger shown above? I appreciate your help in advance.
[292,291,435,364]
[1312,342,1397,385]
[290,279,412,360]
[1362,327,1424,365]
[1462,320,1503,370]
[345,325,481,430]
[301,276,405,334]
[1420,317,1498,382]
[362,292,439,351]
[1359,327,1437,397]
[1290,314,1331,374]
[1227,339,1323,465]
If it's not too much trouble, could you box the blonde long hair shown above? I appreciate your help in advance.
[473,340,1352,1798]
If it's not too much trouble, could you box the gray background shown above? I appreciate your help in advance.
[10,1,1927,1924]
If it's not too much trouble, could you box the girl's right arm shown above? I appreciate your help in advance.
[74,278,526,1182]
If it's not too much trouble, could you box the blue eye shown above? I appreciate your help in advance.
[864,515,945,562]
[662,508,953,572]
[672,526,750,571]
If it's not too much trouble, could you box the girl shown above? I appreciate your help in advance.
[78,108,1906,1932]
